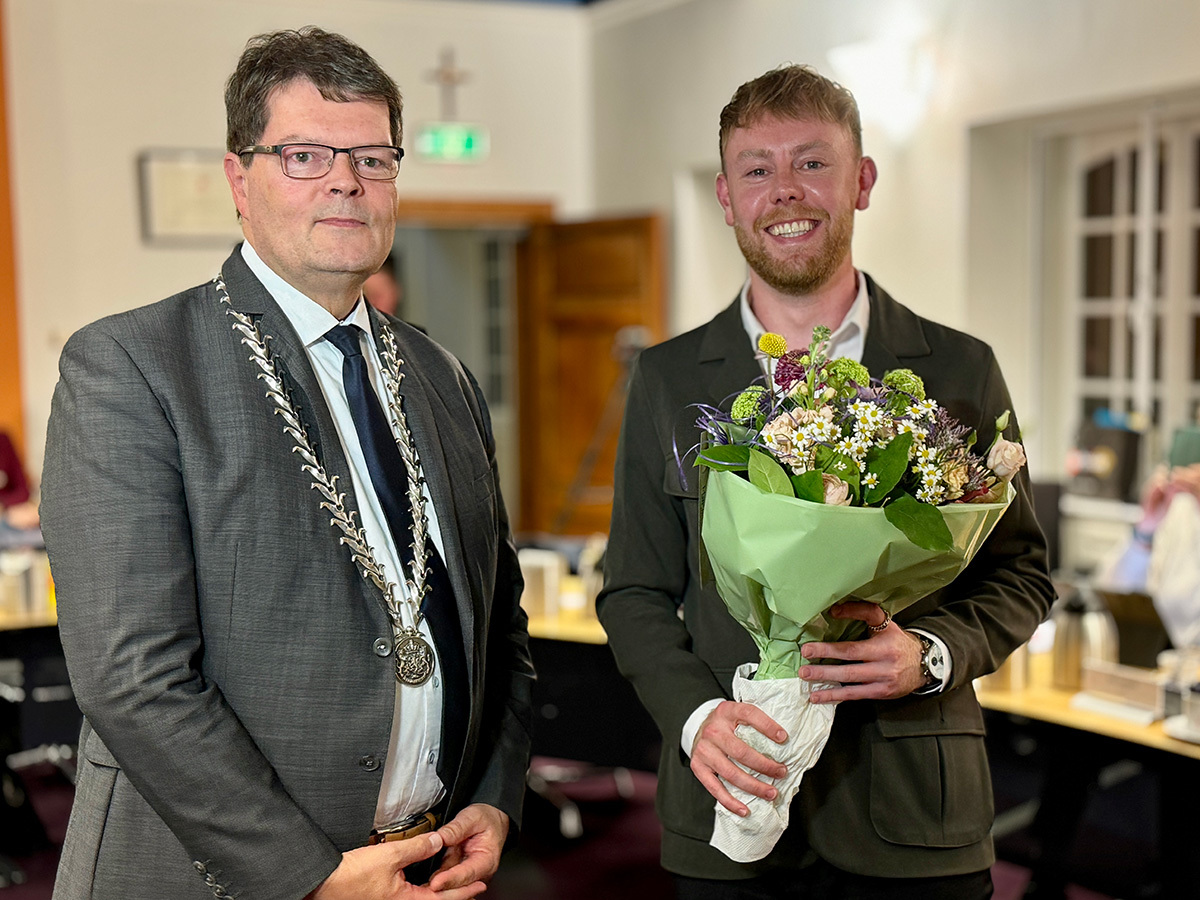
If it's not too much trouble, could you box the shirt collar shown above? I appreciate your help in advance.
[738,270,870,362]
[240,241,371,346]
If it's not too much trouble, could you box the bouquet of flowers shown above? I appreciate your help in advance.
[694,326,1026,862]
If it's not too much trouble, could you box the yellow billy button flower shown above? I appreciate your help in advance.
[758,332,788,360]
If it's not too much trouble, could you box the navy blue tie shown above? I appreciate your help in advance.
[324,323,467,782]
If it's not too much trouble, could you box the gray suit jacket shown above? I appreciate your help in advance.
[597,276,1054,879]
[40,247,534,900]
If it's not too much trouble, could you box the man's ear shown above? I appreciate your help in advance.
[715,172,735,227]
[224,152,249,220]
[856,156,878,211]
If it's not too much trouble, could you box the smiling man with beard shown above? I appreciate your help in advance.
[597,64,1053,900]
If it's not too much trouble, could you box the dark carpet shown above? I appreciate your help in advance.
[0,756,1137,899]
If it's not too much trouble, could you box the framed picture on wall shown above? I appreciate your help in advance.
[137,149,241,245]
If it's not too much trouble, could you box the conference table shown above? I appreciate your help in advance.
[975,652,1198,898]
[7,602,1194,894]
[531,612,1198,895]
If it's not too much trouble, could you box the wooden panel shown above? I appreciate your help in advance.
[395,196,553,228]
[0,4,24,453]
[517,216,664,536]
[552,227,647,295]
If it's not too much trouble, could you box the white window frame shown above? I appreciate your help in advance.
[1055,108,1200,486]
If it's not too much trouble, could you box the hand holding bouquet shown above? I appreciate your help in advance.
[693,326,1026,861]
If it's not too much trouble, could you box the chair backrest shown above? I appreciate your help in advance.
[1031,480,1062,575]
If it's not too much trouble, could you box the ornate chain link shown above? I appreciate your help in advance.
[214,274,430,638]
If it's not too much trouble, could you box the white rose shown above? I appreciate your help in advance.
[821,473,852,506]
[987,439,1027,483]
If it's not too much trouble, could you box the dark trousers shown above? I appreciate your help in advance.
[675,860,993,900]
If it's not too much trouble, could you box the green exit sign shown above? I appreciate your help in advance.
[415,122,490,163]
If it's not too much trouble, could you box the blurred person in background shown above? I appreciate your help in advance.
[1096,461,1200,648]
[0,431,39,534]
[363,252,404,318]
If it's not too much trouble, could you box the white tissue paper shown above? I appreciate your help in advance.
[1148,492,1200,648]
[709,663,839,862]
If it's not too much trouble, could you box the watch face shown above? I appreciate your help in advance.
[921,637,944,682]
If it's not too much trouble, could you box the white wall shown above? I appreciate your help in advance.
[590,0,1200,476]
[5,0,591,477]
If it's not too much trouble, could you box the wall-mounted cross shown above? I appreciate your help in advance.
[426,47,470,122]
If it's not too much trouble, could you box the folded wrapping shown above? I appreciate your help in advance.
[710,663,838,862]
[701,471,1013,680]
[701,470,1013,860]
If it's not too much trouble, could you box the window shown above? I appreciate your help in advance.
[1062,114,1200,479]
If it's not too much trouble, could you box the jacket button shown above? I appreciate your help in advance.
[373,637,392,657]
[359,754,381,771]
[193,861,207,873]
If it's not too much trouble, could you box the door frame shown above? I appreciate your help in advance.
[0,4,26,455]
[395,197,554,228]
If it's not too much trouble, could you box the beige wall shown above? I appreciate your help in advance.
[5,0,591,478]
[12,0,1200,483]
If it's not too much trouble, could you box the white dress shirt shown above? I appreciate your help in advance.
[241,242,446,828]
[682,272,950,757]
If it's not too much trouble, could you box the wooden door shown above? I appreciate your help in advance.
[516,216,665,536]
[0,7,25,453]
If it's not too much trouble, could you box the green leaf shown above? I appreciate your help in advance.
[814,445,860,500]
[863,432,913,504]
[694,444,750,471]
[720,421,755,444]
[748,448,794,496]
[790,470,825,502]
[883,492,954,551]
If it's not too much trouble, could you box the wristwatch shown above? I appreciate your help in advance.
[913,632,945,690]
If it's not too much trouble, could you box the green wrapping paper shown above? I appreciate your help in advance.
[700,469,1014,679]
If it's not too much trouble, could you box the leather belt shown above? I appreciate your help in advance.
[367,812,439,845]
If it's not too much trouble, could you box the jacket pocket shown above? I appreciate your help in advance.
[55,724,120,897]
[662,453,699,500]
[80,722,121,768]
[869,692,993,848]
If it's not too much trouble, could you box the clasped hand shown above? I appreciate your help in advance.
[689,600,924,815]
[306,803,508,899]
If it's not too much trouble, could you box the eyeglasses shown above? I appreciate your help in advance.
[238,143,404,180]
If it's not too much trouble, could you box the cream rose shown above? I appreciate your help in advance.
[761,414,806,471]
[987,439,1027,483]
[821,473,851,506]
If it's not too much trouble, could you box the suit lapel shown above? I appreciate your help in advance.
[699,299,763,407]
[365,310,477,685]
[861,274,932,373]
[218,248,381,613]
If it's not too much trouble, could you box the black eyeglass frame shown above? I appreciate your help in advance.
[237,143,405,180]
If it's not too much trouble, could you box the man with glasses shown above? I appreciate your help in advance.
[41,27,532,900]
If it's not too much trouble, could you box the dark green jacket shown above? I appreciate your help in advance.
[597,275,1054,879]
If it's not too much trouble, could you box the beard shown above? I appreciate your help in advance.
[735,207,854,296]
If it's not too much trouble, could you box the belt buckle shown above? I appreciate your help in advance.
[367,811,438,845]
